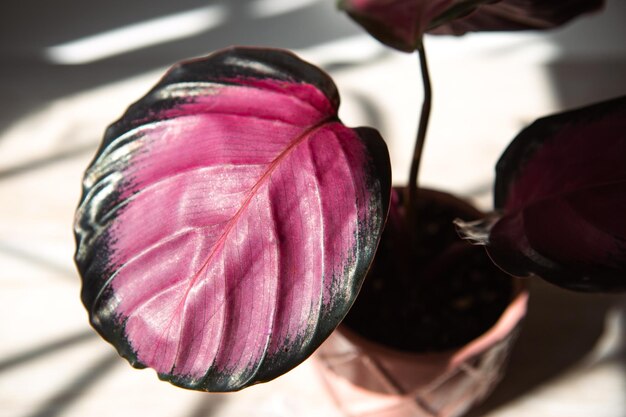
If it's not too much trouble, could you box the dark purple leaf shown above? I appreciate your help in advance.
[430,0,604,35]
[74,47,391,391]
[338,0,603,52]
[460,96,626,292]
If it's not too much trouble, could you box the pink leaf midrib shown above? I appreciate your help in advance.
[149,116,335,370]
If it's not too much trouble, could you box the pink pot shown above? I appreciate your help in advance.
[313,189,529,417]
[314,283,527,417]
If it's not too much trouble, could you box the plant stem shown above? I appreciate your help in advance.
[407,41,432,230]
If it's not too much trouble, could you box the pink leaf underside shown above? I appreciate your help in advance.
[86,79,377,386]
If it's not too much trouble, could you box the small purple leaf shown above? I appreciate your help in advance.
[74,47,391,391]
[483,96,626,291]
[338,0,460,52]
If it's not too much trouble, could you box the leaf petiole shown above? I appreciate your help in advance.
[406,41,432,241]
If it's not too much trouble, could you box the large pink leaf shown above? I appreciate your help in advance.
[74,47,391,391]
[458,96,626,292]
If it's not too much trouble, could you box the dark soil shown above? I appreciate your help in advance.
[343,189,513,353]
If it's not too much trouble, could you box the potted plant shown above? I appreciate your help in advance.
[73,0,624,416]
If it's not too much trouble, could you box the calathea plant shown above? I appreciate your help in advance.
[74,0,623,400]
